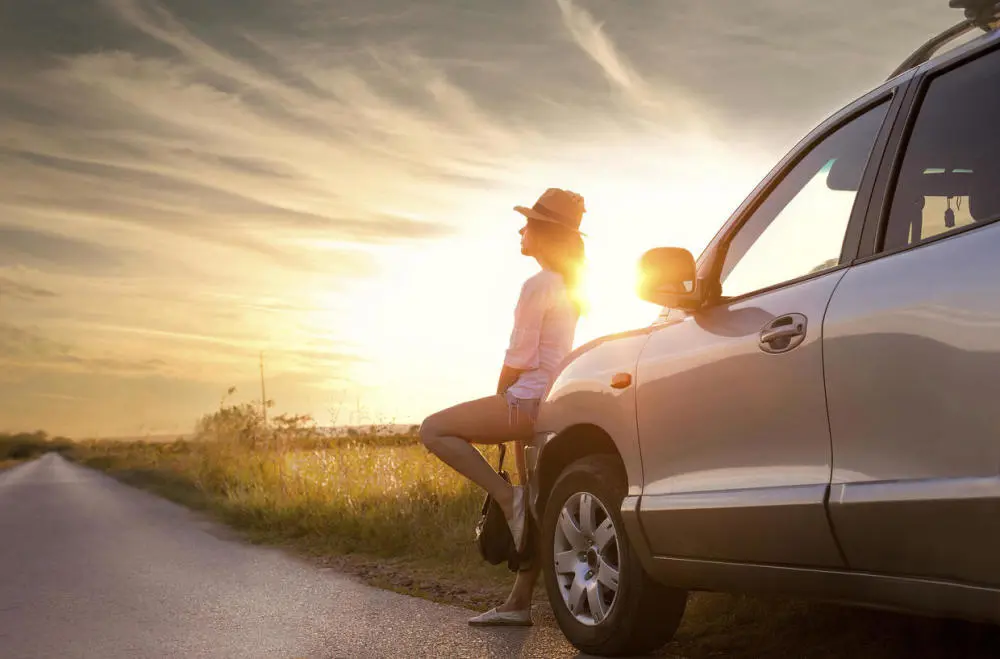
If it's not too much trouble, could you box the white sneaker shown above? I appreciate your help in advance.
[507,486,527,552]
[468,607,533,627]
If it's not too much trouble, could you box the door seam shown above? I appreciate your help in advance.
[819,268,852,568]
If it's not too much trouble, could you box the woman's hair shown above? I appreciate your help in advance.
[529,219,587,313]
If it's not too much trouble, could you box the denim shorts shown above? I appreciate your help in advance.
[503,390,540,430]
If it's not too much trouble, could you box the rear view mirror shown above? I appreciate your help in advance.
[637,247,701,309]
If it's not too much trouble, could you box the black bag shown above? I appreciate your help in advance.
[474,444,534,572]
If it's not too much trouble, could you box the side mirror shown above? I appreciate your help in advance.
[637,247,702,309]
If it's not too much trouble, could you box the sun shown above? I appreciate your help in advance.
[573,240,661,344]
[297,144,762,424]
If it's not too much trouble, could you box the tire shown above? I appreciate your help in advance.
[541,455,687,657]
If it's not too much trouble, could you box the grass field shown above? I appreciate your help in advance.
[1,431,73,469]
[49,401,1000,657]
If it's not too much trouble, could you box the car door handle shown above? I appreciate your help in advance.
[760,324,802,343]
[759,314,807,354]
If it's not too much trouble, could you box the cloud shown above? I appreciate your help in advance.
[552,0,719,136]
[0,322,170,377]
[0,225,123,272]
[282,347,365,373]
[0,2,498,277]
[0,324,66,361]
[29,392,89,402]
[1,148,451,243]
[555,0,650,103]
[0,276,57,301]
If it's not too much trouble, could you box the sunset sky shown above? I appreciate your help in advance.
[0,0,959,437]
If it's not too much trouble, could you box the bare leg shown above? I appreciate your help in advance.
[419,395,530,518]
[420,432,514,515]
[499,563,541,612]
[421,394,539,618]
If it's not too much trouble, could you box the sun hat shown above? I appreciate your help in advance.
[514,188,586,236]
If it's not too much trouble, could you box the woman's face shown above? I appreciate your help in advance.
[519,222,540,256]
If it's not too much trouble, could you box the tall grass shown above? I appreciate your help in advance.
[68,400,507,570]
[0,431,73,462]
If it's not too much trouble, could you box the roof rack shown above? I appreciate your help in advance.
[887,1,1000,80]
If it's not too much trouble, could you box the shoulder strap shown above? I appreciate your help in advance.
[497,443,506,471]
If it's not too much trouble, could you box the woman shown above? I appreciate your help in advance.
[420,187,587,626]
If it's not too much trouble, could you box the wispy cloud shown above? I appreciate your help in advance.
[0,225,124,273]
[0,276,58,302]
[0,322,169,376]
[552,0,719,137]
[0,1,534,281]
[555,0,650,103]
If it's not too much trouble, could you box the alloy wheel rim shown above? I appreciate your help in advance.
[552,491,621,626]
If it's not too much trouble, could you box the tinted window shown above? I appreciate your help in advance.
[720,102,889,299]
[882,48,1000,252]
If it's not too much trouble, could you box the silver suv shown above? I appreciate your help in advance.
[527,4,1000,656]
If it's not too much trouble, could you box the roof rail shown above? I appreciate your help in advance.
[887,1,999,80]
[951,0,1000,27]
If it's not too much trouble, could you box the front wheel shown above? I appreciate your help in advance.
[541,455,687,657]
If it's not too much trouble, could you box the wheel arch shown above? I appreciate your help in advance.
[534,424,627,519]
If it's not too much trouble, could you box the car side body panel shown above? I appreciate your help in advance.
[530,329,655,509]
[824,218,1000,587]
[643,555,1000,624]
[823,34,1000,589]
[634,271,848,568]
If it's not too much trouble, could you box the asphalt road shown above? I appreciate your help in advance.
[0,454,595,659]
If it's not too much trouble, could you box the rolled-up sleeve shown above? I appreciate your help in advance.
[504,277,550,370]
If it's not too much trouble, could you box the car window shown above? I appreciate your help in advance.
[882,48,1000,252]
[719,102,890,299]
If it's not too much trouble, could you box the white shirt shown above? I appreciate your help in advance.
[504,269,580,400]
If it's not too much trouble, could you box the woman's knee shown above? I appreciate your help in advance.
[419,413,442,449]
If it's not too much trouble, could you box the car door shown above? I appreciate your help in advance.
[825,41,1000,586]
[634,95,896,567]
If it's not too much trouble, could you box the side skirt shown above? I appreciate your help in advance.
[621,496,1000,624]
